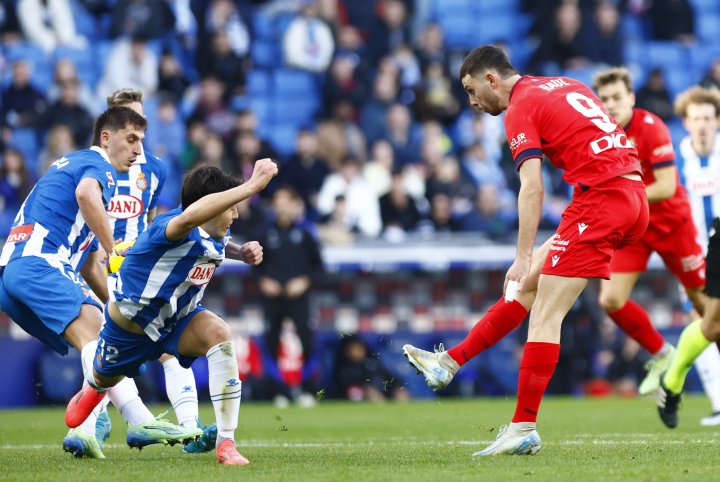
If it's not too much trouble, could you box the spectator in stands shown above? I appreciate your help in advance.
[380,168,422,236]
[17,0,87,54]
[366,0,412,68]
[333,334,409,402]
[145,94,185,163]
[390,44,422,93]
[232,109,277,161]
[317,156,382,238]
[229,131,276,194]
[316,194,354,245]
[198,31,247,95]
[255,186,324,407]
[279,128,330,220]
[701,59,720,91]
[283,0,335,73]
[194,0,251,75]
[384,103,422,167]
[230,195,270,243]
[647,0,695,44]
[157,50,191,103]
[187,75,235,140]
[109,0,175,39]
[180,119,209,168]
[38,124,75,174]
[530,1,589,74]
[460,184,518,240]
[635,67,674,122]
[360,72,399,144]
[97,34,159,99]
[317,98,368,169]
[0,0,22,43]
[414,61,461,124]
[585,0,623,67]
[424,192,462,233]
[454,110,504,164]
[322,54,367,119]
[415,23,447,73]
[0,148,33,233]
[42,79,93,147]
[47,59,97,115]
[333,24,369,77]
[198,131,229,169]
[1,60,47,131]
[425,156,476,219]
[461,142,508,190]
[363,139,394,197]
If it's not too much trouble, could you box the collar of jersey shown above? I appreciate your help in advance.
[197,226,212,239]
[90,146,112,164]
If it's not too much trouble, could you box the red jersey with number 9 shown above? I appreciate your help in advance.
[505,76,642,188]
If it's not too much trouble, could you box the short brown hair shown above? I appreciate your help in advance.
[106,88,144,107]
[92,106,147,146]
[592,67,633,93]
[459,45,517,82]
[674,85,720,118]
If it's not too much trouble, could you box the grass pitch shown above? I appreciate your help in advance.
[0,396,716,481]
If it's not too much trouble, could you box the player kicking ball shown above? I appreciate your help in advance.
[66,159,278,465]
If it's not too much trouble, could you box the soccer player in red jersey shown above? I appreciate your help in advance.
[403,45,649,455]
[593,68,707,395]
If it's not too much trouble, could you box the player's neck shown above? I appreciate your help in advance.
[692,138,714,157]
[503,74,522,108]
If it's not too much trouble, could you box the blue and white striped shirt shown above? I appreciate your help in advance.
[107,146,167,243]
[111,208,228,341]
[0,147,117,268]
[677,134,720,249]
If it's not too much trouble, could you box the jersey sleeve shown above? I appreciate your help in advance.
[504,105,543,171]
[645,119,675,168]
[147,153,168,211]
[78,162,116,206]
[148,209,187,245]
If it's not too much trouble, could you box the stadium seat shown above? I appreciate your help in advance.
[271,96,319,125]
[663,67,696,98]
[431,0,474,20]
[475,0,520,15]
[246,69,272,97]
[645,41,690,72]
[69,0,96,40]
[475,14,528,45]
[9,128,40,176]
[620,14,647,42]
[268,123,299,157]
[252,11,276,41]
[562,66,596,87]
[251,41,282,69]
[52,46,98,90]
[695,14,720,45]
[248,97,272,126]
[437,14,475,49]
[272,69,319,96]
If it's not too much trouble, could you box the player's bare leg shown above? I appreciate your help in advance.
[178,311,248,465]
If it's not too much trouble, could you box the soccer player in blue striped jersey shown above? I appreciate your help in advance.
[66,159,278,465]
[0,107,202,458]
[99,88,216,452]
[658,87,720,428]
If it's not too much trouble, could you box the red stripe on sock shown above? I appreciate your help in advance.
[447,297,528,366]
[608,300,664,355]
[512,342,560,424]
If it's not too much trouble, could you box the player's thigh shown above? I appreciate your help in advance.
[655,219,706,291]
[175,307,232,358]
[63,304,104,350]
[1,257,103,353]
[528,274,589,343]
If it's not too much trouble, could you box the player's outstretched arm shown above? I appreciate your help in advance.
[646,166,677,202]
[226,240,264,265]
[166,158,278,241]
[76,178,115,253]
[79,249,109,303]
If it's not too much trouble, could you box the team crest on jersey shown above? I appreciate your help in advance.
[108,194,145,219]
[136,172,148,191]
[188,262,216,286]
[106,172,115,186]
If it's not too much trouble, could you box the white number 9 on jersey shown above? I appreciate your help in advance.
[566,92,618,133]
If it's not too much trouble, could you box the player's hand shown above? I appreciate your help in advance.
[504,256,531,302]
[285,276,310,299]
[249,158,278,192]
[259,277,283,298]
[239,241,263,265]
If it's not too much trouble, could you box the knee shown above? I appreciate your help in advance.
[599,292,625,313]
[206,321,232,347]
[701,319,720,341]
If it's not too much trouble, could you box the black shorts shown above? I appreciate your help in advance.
[706,218,720,298]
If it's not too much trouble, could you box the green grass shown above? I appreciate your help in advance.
[0,396,716,481]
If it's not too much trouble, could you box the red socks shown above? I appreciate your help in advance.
[608,300,664,355]
[447,297,528,366]
[512,342,560,423]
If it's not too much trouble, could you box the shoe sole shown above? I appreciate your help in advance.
[63,438,104,459]
[402,347,444,391]
[127,434,201,450]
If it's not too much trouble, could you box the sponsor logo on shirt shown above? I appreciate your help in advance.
[188,262,216,286]
[6,224,33,243]
[652,143,674,157]
[538,78,570,92]
[509,132,527,152]
[688,176,720,196]
[590,133,633,155]
[106,172,115,186]
[551,255,561,267]
[550,235,570,252]
[578,222,588,234]
[108,194,145,219]
[680,254,705,273]
[136,172,148,191]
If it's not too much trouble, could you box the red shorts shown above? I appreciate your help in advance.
[542,177,649,279]
[610,217,705,289]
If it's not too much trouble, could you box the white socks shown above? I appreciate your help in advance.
[695,344,720,413]
[80,340,104,390]
[162,357,199,428]
[207,341,241,441]
[107,378,155,426]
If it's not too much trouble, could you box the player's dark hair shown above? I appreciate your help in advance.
[592,67,634,93]
[181,165,243,210]
[459,45,517,81]
[92,106,147,146]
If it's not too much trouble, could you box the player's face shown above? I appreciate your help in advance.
[596,81,634,127]
[684,103,719,149]
[103,124,145,173]
[461,73,503,116]
[206,205,239,239]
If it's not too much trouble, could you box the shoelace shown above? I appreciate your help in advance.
[494,424,509,441]
[433,343,446,353]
